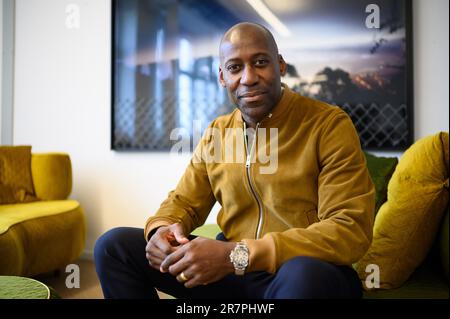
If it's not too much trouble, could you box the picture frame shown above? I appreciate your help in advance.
[111,0,413,151]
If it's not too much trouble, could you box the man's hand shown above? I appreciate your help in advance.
[145,223,189,271]
[160,237,236,288]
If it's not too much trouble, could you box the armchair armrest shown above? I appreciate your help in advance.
[31,153,72,200]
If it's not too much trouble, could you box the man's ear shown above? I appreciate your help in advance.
[278,54,287,77]
[218,67,226,87]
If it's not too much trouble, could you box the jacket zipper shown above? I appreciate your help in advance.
[243,121,264,239]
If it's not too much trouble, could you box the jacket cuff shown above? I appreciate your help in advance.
[243,235,277,273]
[144,219,173,241]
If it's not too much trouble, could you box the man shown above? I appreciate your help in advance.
[95,22,375,299]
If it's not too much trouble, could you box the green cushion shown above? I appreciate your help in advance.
[363,152,398,213]
[191,224,221,239]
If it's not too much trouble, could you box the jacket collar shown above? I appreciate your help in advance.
[233,83,295,126]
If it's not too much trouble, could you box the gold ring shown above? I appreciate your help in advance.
[180,272,188,282]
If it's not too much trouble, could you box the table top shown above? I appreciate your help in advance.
[0,276,50,299]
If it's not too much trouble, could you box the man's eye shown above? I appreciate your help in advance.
[227,64,241,72]
[255,59,268,66]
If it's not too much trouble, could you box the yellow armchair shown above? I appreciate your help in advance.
[0,153,85,277]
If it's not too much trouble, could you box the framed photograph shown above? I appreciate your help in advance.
[112,0,413,151]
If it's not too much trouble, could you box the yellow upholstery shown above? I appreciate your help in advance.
[31,153,72,200]
[0,153,85,277]
[0,202,85,276]
[356,132,449,289]
[0,200,81,234]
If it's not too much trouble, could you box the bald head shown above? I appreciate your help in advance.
[219,22,279,63]
[217,22,286,128]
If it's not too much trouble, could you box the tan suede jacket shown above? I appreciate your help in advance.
[145,86,375,273]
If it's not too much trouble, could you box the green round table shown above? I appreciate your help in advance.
[0,276,59,299]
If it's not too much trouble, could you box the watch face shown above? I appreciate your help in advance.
[233,248,249,268]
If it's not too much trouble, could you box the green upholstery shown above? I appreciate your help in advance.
[362,146,448,297]
[363,152,398,213]
[0,275,60,299]
[191,224,221,239]
[358,135,449,289]
[363,212,449,300]
[0,153,85,277]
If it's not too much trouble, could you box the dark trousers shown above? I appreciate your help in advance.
[94,227,362,299]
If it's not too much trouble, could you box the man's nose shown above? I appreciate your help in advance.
[240,66,258,86]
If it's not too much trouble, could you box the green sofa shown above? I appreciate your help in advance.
[191,151,449,299]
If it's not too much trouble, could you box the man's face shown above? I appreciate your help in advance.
[219,30,286,125]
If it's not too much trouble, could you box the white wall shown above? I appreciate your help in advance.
[0,0,3,133]
[414,0,449,138]
[13,0,450,256]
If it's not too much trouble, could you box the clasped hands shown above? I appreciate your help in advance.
[145,223,235,288]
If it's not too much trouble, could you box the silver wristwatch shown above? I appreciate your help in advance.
[229,241,249,275]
